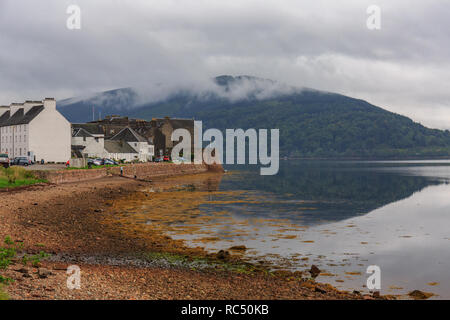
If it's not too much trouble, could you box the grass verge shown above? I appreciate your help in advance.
[0,167,46,189]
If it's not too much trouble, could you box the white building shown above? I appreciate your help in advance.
[71,127,105,158]
[103,140,139,162]
[110,127,154,161]
[0,98,71,163]
[71,126,154,162]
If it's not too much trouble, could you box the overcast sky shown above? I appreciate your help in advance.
[1,0,450,128]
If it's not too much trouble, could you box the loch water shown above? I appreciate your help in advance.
[164,160,450,298]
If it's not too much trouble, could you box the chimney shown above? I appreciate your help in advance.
[24,100,42,114]
[9,103,24,116]
[0,106,10,117]
[43,97,56,110]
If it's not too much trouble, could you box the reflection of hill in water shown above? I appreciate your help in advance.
[215,161,445,225]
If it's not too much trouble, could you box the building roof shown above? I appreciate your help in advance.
[0,105,44,127]
[110,127,147,142]
[0,110,11,126]
[168,119,195,130]
[72,123,105,135]
[104,140,138,154]
[72,127,94,138]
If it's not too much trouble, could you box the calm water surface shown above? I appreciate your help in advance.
[162,160,450,298]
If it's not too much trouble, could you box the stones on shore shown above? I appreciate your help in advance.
[216,250,230,260]
[15,267,29,274]
[52,264,68,271]
[309,265,321,278]
[37,268,54,279]
[15,267,33,278]
[314,286,327,294]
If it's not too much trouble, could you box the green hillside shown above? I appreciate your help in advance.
[58,75,450,158]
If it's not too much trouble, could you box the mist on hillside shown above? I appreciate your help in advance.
[59,75,303,110]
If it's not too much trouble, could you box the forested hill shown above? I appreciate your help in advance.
[58,75,450,158]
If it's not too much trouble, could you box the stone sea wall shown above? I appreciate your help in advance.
[32,162,221,184]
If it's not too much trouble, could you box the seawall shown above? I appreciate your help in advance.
[32,162,221,184]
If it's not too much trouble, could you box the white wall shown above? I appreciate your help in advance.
[0,124,29,158]
[29,99,71,163]
[128,141,154,161]
[103,152,138,162]
[72,135,105,158]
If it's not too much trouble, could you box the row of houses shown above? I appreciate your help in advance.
[72,126,154,162]
[0,98,195,163]
[71,115,196,162]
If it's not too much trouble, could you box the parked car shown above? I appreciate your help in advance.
[87,158,104,166]
[104,158,118,165]
[12,157,30,166]
[163,155,170,162]
[93,158,104,166]
[154,156,164,162]
[172,157,188,164]
[0,153,9,168]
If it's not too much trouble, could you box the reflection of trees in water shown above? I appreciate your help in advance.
[217,162,444,225]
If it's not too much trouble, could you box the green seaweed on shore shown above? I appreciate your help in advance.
[0,236,20,285]
[0,236,18,270]
[144,252,190,265]
[1,236,51,286]
[142,251,264,275]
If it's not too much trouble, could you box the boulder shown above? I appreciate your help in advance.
[309,265,321,278]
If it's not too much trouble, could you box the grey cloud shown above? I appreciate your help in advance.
[0,0,450,128]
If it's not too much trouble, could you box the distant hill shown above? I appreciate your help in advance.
[58,75,450,158]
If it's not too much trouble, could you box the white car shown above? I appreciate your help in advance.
[172,157,189,164]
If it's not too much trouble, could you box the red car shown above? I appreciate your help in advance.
[163,156,170,162]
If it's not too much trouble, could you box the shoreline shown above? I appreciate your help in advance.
[282,156,450,161]
[0,170,378,300]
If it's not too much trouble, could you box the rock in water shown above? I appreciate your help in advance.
[229,245,247,251]
[309,265,321,278]
[408,290,434,300]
